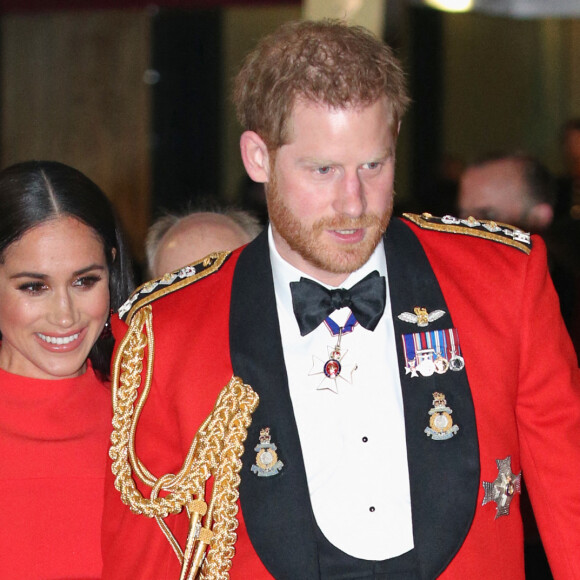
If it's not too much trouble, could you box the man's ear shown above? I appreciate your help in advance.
[240,131,271,183]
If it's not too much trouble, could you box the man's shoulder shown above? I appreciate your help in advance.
[118,251,235,324]
[401,212,533,255]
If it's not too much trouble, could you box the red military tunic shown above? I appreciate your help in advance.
[102,214,580,579]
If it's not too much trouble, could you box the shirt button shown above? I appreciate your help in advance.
[369,506,376,512]
[362,436,368,443]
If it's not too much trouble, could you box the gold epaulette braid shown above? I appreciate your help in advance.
[109,305,259,579]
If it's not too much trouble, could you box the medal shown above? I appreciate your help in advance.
[446,328,465,371]
[309,318,358,393]
[402,329,458,378]
[416,348,436,377]
[432,330,449,373]
[403,332,418,376]
[323,349,342,379]
[482,456,521,519]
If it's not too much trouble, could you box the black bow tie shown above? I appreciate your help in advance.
[290,270,386,336]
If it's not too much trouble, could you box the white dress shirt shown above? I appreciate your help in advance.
[269,227,414,560]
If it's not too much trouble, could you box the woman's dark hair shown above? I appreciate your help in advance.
[0,160,134,379]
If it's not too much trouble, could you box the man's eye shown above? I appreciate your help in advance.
[316,166,332,175]
[363,162,381,170]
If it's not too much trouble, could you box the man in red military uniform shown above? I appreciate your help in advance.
[102,20,580,579]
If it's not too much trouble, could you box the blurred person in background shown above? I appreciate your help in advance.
[556,118,580,220]
[459,151,580,356]
[145,205,262,278]
[458,151,555,230]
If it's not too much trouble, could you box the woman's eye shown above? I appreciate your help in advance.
[18,281,47,294]
[73,275,102,289]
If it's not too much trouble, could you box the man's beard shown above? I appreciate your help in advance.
[266,175,392,275]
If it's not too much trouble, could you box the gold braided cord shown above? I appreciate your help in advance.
[109,305,259,579]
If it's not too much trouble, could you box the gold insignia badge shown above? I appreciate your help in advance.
[425,392,459,440]
[251,427,284,477]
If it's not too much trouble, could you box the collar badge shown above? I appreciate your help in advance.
[251,427,284,477]
[425,392,459,440]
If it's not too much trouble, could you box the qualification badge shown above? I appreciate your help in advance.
[425,392,459,440]
[482,456,521,519]
[398,306,446,327]
[251,427,284,477]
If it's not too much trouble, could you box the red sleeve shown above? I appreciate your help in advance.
[515,238,580,578]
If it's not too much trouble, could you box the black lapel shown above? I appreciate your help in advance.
[385,218,480,579]
[230,231,320,579]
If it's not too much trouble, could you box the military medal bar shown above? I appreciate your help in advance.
[402,328,465,378]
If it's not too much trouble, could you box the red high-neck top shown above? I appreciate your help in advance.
[0,363,111,579]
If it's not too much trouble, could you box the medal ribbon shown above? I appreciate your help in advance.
[433,330,447,359]
[403,329,463,372]
[324,312,358,337]
[444,328,462,357]
[402,333,417,362]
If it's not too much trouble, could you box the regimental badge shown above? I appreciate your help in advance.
[482,456,522,519]
[251,427,284,477]
[425,392,459,440]
[402,328,464,378]
[398,306,446,327]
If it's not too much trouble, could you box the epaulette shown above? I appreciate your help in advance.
[403,213,532,255]
[118,251,231,324]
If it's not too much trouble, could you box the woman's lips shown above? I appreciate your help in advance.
[35,329,86,351]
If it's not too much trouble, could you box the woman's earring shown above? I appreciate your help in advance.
[100,309,113,339]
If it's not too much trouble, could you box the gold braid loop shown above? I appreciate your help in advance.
[109,305,259,579]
